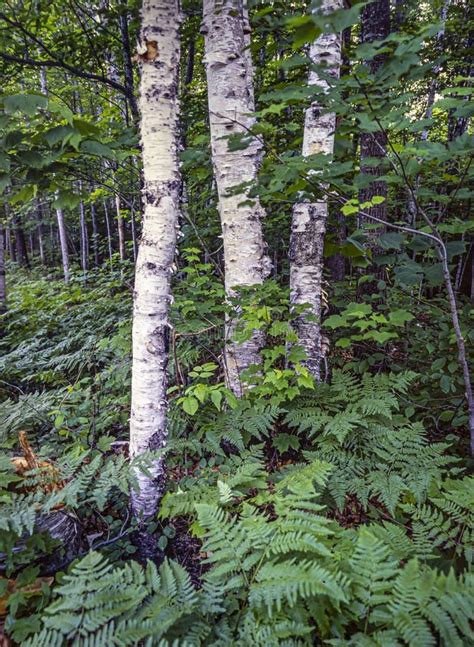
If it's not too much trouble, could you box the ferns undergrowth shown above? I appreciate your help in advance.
[0,268,472,646]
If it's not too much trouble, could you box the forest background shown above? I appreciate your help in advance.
[0,0,473,645]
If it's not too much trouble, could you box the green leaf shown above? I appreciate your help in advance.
[4,93,48,117]
[424,263,444,285]
[388,309,414,326]
[52,190,81,210]
[345,302,372,318]
[323,314,347,329]
[9,184,37,205]
[273,433,300,453]
[210,389,223,410]
[182,396,199,416]
[379,233,404,250]
[362,330,398,344]
[80,140,116,159]
[336,337,352,348]
[0,173,11,194]
[440,375,452,394]
[0,153,11,172]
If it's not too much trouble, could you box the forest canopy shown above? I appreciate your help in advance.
[0,0,473,645]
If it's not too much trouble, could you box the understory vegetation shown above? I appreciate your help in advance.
[0,0,473,645]
[1,263,473,645]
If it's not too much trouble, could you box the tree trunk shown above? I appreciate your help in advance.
[36,199,46,264]
[421,0,450,143]
[289,0,343,381]
[327,208,347,282]
[90,202,100,266]
[6,225,15,262]
[119,5,139,122]
[201,0,271,396]
[130,201,138,262]
[114,193,126,261]
[185,35,195,86]
[130,0,182,557]
[13,216,30,268]
[0,220,6,317]
[55,206,70,284]
[79,190,89,273]
[104,200,114,270]
[358,0,390,275]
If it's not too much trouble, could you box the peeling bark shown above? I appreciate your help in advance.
[130,0,182,557]
[290,0,343,381]
[202,0,271,396]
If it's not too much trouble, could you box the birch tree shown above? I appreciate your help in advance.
[55,205,70,284]
[290,0,343,381]
[201,0,271,397]
[129,0,181,556]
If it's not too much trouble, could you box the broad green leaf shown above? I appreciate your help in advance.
[4,93,48,117]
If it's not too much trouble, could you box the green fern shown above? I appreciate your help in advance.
[23,551,198,647]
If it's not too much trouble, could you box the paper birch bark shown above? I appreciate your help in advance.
[130,0,181,555]
[201,0,270,397]
[289,0,343,381]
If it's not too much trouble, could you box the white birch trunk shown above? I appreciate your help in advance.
[114,193,126,261]
[201,0,270,397]
[55,205,70,284]
[290,0,343,381]
[103,200,114,271]
[78,183,89,273]
[130,0,182,555]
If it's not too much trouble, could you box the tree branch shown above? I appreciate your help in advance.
[0,52,130,97]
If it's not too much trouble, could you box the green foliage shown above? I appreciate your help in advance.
[1,0,473,644]
[22,552,198,647]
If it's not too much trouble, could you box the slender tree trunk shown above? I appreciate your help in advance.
[119,5,139,122]
[421,0,450,143]
[36,199,46,264]
[358,0,390,277]
[289,0,343,381]
[201,0,271,396]
[90,202,100,266]
[6,225,15,262]
[185,35,195,86]
[79,190,89,273]
[130,0,182,557]
[130,201,138,262]
[114,193,126,261]
[13,216,30,268]
[104,200,114,270]
[0,220,6,317]
[29,232,35,258]
[55,206,70,283]
[327,209,347,282]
